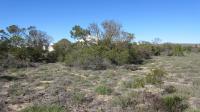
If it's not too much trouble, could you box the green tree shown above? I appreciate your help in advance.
[53,39,71,61]
[70,25,90,43]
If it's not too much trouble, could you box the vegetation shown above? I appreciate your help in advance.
[162,95,188,112]
[95,85,112,95]
[20,105,65,112]
[145,68,166,85]
[1,20,200,112]
[123,78,145,88]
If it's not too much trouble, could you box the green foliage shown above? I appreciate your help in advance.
[65,45,110,70]
[0,25,52,70]
[162,95,188,112]
[161,44,185,56]
[188,109,200,112]
[95,85,112,95]
[70,25,90,41]
[171,44,184,56]
[72,92,86,104]
[105,48,129,65]
[123,78,145,88]
[45,51,57,63]
[53,39,71,61]
[145,68,166,85]
[112,95,137,109]
[20,105,65,112]
[164,85,176,94]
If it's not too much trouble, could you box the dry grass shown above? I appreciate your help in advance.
[1,53,200,111]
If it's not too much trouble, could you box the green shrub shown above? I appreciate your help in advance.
[187,109,200,112]
[95,85,112,95]
[123,78,145,88]
[164,85,176,94]
[44,51,57,63]
[146,68,166,85]
[112,95,137,109]
[162,95,188,112]
[53,39,71,62]
[72,92,86,104]
[105,48,129,65]
[128,44,152,64]
[65,45,110,70]
[151,45,161,56]
[20,105,65,112]
[171,45,184,56]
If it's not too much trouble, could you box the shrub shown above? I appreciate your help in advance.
[164,85,176,94]
[20,105,65,112]
[112,95,137,109]
[53,39,71,62]
[65,45,111,70]
[44,51,57,63]
[143,92,165,111]
[162,95,188,112]
[123,78,145,88]
[171,44,184,56]
[128,44,152,64]
[72,92,86,104]
[151,45,161,56]
[95,85,112,95]
[105,48,129,65]
[145,68,166,85]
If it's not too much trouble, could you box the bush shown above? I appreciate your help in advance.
[20,105,65,112]
[112,95,137,109]
[164,85,176,94]
[53,39,71,62]
[44,51,57,63]
[145,68,166,85]
[162,95,188,112]
[64,43,155,70]
[72,92,86,104]
[65,45,111,70]
[171,45,184,56]
[151,45,161,56]
[95,85,112,95]
[128,44,152,64]
[105,48,129,65]
[123,78,145,88]
[161,44,185,56]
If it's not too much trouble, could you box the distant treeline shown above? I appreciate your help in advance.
[1,20,199,71]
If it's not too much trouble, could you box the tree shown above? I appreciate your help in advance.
[121,31,135,43]
[25,27,52,62]
[101,20,135,48]
[27,27,51,50]
[152,38,162,45]
[9,36,25,47]
[88,23,102,45]
[101,20,122,42]
[70,25,90,43]
[53,39,71,61]
[6,25,23,36]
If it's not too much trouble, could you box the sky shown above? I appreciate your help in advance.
[1,0,200,43]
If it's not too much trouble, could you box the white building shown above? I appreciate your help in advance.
[77,35,98,44]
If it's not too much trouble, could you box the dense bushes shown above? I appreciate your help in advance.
[65,45,111,70]
[53,39,71,62]
[95,85,112,95]
[160,43,185,56]
[1,22,197,71]
[0,25,54,70]
[21,105,65,112]
[61,41,195,70]
[63,42,156,70]
[162,95,188,112]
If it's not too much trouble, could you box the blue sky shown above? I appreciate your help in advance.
[1,0,200,43]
